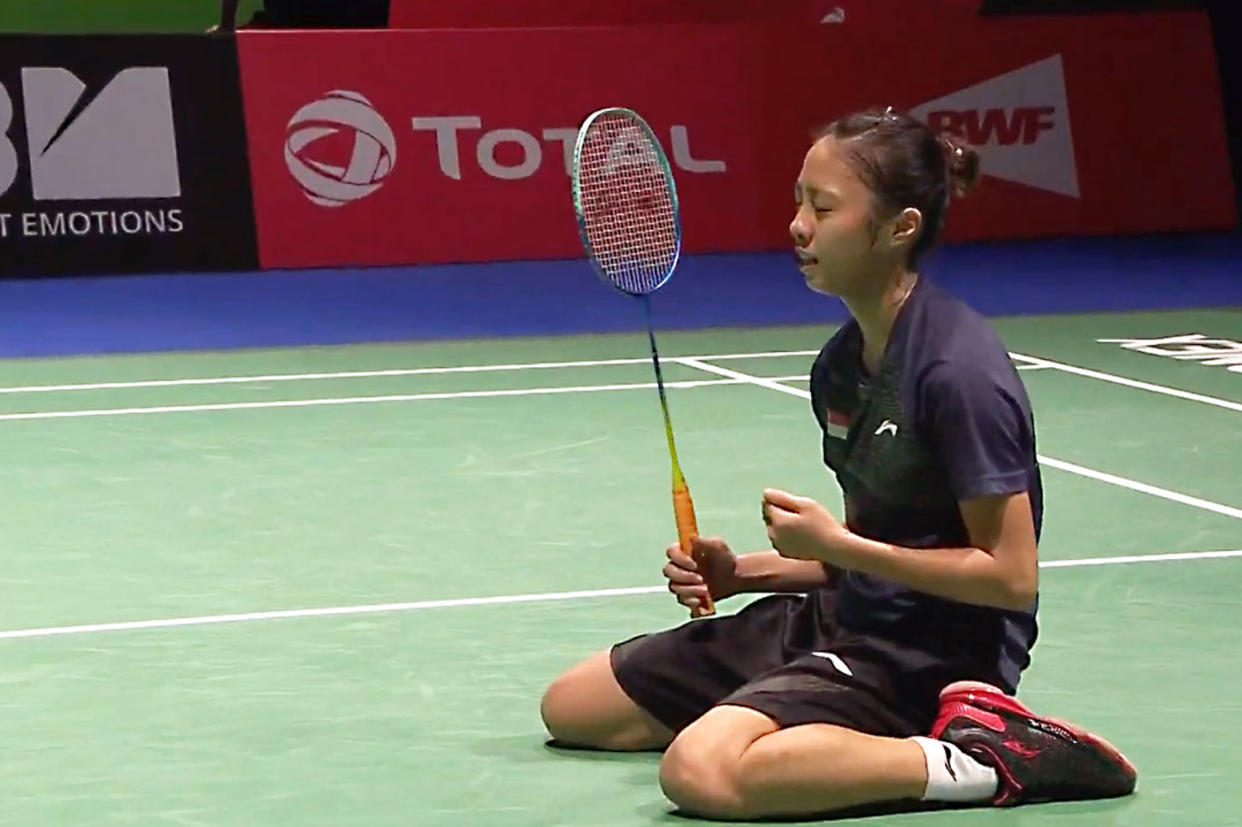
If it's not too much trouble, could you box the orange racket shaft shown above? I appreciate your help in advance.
[644,300,714,617]
[672,473,715,617]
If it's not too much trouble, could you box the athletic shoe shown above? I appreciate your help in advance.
[931,680,1137,806]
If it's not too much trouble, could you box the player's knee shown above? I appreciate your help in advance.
[659,734,749,819]
[540,668,657,751]
[539,672,586,743]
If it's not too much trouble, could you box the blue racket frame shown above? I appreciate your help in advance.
[570,106,684,297]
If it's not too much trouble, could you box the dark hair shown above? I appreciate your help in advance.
[815,107,981,267]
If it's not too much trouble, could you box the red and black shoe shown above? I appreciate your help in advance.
[931,680,1137,806]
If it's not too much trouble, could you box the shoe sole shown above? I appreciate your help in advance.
[939,680,1138,781]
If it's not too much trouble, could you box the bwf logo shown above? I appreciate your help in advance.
[910,54,1080,198]
[0,67,182,201]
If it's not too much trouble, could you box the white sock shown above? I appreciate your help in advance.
[911,736,998,803]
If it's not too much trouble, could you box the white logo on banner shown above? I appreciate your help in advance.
[285,90,397,207]
[0,67,181,201]
[910,54,1080,198]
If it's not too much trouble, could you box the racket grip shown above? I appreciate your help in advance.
[673,484,715,617]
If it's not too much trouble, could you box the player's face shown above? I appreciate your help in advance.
[789,137,887,297]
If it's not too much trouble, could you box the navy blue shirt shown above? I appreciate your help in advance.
[809,276,1041,691]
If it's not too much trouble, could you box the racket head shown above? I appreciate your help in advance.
[571,107,682,297]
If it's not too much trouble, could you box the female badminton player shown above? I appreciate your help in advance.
[540,107,1137,820]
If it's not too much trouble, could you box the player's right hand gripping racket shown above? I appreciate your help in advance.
[570,107,715,617]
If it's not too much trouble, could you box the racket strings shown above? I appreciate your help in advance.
[577,114,678,294]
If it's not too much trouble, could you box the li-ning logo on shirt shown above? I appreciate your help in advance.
[810,651,854,676]
[874,419,898,436]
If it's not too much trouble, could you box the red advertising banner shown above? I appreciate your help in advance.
[239,27,761,268]
[238,12,1234,270]
[747,11,1236,246]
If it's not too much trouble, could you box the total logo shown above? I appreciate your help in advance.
[285,90,395,207]
[284,90,726,207]
[909,54,1079,198]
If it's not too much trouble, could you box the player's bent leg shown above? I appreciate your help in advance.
[659,705,928,820]
[541,650,675,751]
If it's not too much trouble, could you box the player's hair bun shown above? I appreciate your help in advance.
[940,135,981,199]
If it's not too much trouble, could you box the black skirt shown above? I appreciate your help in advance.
[610,590,1007,736]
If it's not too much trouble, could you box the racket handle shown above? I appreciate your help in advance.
[673,483,715,617]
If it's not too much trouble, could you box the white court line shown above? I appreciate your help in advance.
[0,549,1237,642]
[0,376,807,422]
[1010,352,1242,413]
[1040,549,1242,568]
[4,349,1236,516]
[0,359,652,394]
[1037,456,1242,520]
[676,357,808,398]
[3,345,1237,421]
[676,359,1242,522]
[0,350,822,395]
[0,586,667,641]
